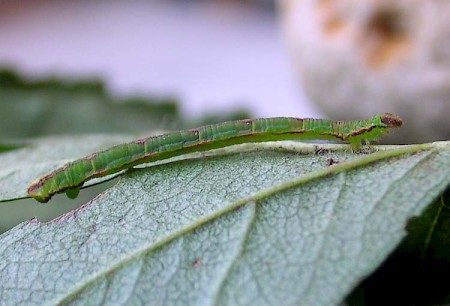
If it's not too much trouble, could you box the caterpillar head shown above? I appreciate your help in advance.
[380,113,403,128]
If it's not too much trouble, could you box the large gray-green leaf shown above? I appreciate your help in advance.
[0,140,449,305]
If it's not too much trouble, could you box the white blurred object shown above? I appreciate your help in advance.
[277,0,450,143]
[0,0,318,119]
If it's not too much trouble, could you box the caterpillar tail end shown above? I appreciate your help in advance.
[27,178,81,203]
[27,180,51,203]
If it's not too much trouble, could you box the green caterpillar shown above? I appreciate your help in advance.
[27,113,402,203]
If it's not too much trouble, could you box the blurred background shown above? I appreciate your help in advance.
[1,0,449,142]
[0,0,316,131]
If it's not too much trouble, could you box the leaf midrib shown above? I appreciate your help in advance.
[51,143,432,304]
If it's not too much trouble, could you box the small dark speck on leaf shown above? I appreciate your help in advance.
[192,258,201,268]
[326,158,339,166]
[29,217,40,223]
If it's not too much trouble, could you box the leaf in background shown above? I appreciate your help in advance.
[0,69,251,139]
[0,139,449,305]
[0,70,180,139]
[0,143,26,153]
[0,68,175,138]
[0,69,253,140]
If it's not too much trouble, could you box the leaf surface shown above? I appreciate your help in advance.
[0,139,449,306]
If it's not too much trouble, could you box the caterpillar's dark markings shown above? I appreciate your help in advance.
[315,148,331,155]
[27,113,402,203]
